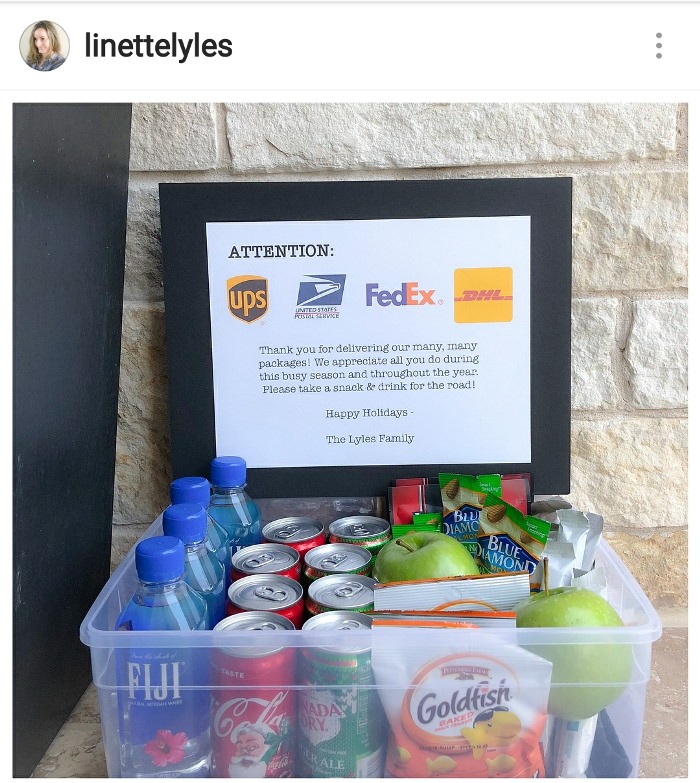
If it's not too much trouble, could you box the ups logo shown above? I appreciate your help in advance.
[227,275,268,323]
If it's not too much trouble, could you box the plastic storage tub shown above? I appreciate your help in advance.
[81,517,661,778]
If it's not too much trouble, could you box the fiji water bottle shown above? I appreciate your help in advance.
[207,456,262,560]
[115,536,210,778]
[163,503,226,629]
[170,476,230,577]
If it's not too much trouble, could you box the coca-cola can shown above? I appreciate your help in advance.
[226,574,305,629]
[262,517,326,560]
[230,543,302,584]
[211,612,297,778]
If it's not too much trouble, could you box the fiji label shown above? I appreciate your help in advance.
[117,649,209,758]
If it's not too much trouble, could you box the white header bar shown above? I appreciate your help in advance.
[2,2,698,94]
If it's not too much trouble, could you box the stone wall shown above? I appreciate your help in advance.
[115,103,688,609]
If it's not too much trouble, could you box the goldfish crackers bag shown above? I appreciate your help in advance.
[372,630,553,778]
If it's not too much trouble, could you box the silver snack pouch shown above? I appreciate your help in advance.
[556,509,590,570]
[530,540,577,591]
[530,496,572,523]
[581,512,604,572]
[571,565,609,601]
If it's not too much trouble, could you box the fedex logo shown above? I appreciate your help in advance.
[366,282,437,307]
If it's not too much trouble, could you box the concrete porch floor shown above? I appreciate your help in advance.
[30,612,688,779]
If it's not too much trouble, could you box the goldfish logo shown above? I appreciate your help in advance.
[227,275,268,323]
[454,268,513,323]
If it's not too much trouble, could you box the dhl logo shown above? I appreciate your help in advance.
[227,275,268,323]
[454,268,513,323]
[455,290,513,302]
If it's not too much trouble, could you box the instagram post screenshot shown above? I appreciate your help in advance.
[4,1,693,779]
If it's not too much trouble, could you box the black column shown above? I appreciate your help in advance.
[13,103,132,777]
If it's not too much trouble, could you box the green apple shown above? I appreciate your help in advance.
[515,586,632,720]
[373,531,480,583]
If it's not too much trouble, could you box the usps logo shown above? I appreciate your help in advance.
[295,275,346,321]
[296,274,346,306]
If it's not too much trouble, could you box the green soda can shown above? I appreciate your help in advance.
[298,611,387,777]
[328,517,391,567]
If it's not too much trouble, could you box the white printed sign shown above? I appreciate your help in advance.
[206,216,531,468]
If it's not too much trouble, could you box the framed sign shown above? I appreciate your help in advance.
[160,178,571,497]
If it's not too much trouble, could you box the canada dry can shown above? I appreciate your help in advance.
[298,611,387,777]
[303,543,372,584]
[262,517,326,560]
[230,543,302,584]
[211,612,297,778]
[328,517,391,565]
[226,574,305,629]
[305,574,376,617]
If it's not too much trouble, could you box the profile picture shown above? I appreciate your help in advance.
[20,21,69,71]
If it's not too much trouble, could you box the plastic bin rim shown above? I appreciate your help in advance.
[80,534,662,648]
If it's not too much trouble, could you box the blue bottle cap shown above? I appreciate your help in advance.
[210,455,247,487]
[163,503,208,544]
[170,476,211,506]
[135,536,185,582]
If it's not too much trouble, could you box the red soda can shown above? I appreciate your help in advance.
[230,543,302,584]
[226,574,305,629]
[262,517,326,561]
[211,612,297,778]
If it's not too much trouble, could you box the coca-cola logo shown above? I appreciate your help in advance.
[213,692,289,739]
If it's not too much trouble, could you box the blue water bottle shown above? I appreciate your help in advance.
[207,456,262,561]
[169,476,230,577]
[115,536,210,777]
[163,503,226,629]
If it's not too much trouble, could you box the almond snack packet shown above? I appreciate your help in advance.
[439,473,501,562]
[477,493,551,576]
[372,629,552,778]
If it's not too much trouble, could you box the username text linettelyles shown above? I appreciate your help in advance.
[86,32,232,64]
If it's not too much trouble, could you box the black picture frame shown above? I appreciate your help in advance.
[160,178,572,498]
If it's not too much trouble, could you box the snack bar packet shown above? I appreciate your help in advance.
[499,473,532,514]
[547,715,599,778]
[371,629,552,778]
[372,570,531,612]
[370,609,517,629]
[439,473,502,561]
[477,493,551,576]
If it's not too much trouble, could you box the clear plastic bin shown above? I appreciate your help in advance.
[81,517,661,778]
